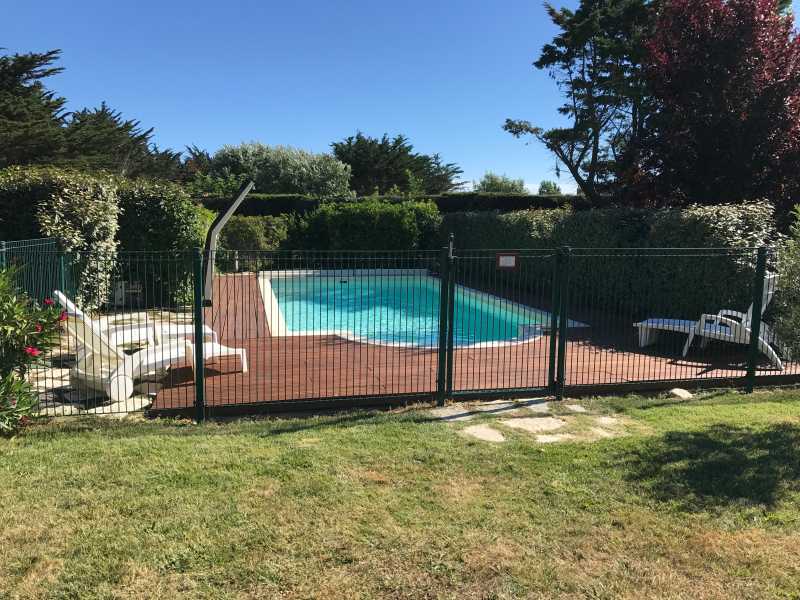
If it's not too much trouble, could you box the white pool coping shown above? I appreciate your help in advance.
[256,269,587,349]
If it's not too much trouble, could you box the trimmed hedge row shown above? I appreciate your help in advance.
[293,200,441,251]
[773,205,800,355]
[197,192,589,217]
[217,201,441,253]
[199,194,318,216]
[439,203,780,320]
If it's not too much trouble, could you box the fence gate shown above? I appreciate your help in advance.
[442,248,560,402]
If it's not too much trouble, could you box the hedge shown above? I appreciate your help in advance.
[439,202,780,320]
[219,215,289,252]
[116,179,214,303]
[288,200,442,251]
[0,167,118,309]
[117,179,212,253]
[199,194,319,216]
[195,192,589,217]
[773,205,800,355]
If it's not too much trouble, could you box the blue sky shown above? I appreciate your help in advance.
[6,1,799,193]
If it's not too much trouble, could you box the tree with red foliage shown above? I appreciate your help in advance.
[644,0,800,215]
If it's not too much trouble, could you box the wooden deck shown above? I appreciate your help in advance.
[151,273,774,414]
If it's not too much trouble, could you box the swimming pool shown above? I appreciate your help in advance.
[259,270,579,347]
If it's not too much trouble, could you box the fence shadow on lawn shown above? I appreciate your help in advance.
[623,422,800,510]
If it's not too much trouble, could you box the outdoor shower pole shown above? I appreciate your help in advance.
[202,180,255,305]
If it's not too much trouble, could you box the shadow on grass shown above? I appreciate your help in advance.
[624,423,800,509]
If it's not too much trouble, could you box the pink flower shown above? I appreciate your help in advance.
[24,346,41,357]
[35,323,43,333]
[58,311,68,322]
[43,298,55,306]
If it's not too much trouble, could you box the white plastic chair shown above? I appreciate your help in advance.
[54,290,217,346]
[634,273,783,369]
[63,308,247,402]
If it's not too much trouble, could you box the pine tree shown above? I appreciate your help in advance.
[0,49,67,167]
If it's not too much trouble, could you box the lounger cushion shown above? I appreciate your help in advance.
[634,318,696,333]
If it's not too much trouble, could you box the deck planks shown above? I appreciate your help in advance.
[152,273,768,414]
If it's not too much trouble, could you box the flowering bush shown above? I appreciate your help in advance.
[0,270,63,435]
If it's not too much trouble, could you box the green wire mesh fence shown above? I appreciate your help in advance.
[2,238,796,420]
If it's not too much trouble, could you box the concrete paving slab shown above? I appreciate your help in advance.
[500,416,566,433]
[428,405,475,422]
[461,424,506,443]
[536,433,576,443]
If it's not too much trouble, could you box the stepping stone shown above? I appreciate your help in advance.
[429,405,475,422]
[501,416,566,434]
[595,416,620,427]
[669,388,693,400]
[536,433,576,443]
[520,400,550,414]
[589,427,615,439]
[565,404,587,413]
[461,424,506,443]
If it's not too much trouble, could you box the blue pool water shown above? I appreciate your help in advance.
[269,275,556,347]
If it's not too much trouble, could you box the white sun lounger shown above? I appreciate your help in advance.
[63,306,247,402]
[54,290,217,346]
[634,273,783,369]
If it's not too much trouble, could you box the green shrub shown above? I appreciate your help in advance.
[294,200,441,251]
[215,215,290,272]
[209,143,352,198]
[773,206,800,355]
[0,166,118,309]
[0,270,62,435]
[117,179,211,252]
[115,179,213,304]
[219,215,289,252]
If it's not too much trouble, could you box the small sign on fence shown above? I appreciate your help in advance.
[495,252,519,270]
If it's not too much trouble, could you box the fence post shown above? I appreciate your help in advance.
[555,246,571,401]
[58,253,66,293]
[547,250,561,392]
[445,235,456,398]
[192,248,206,421]
[436,239,451,406]
[745,247,768,393]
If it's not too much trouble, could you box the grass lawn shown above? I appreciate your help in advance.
[3,390,800,599]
